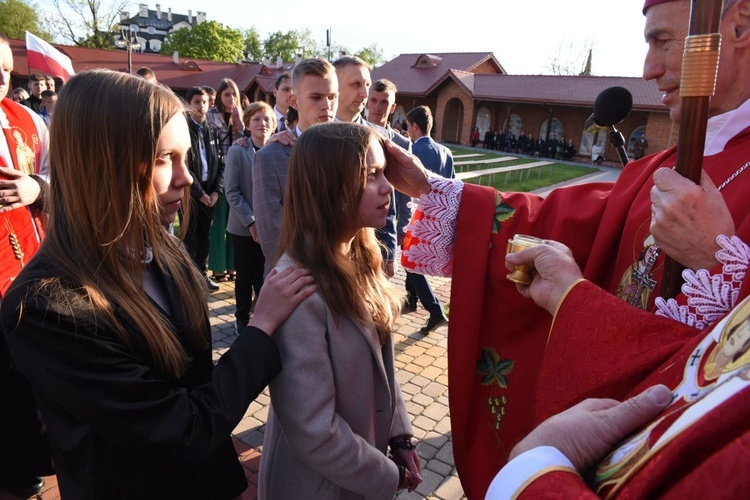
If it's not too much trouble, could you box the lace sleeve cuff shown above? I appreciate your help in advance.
[401,176,463,277]
[655,235,749,329]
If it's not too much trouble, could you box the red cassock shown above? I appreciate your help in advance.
[0,98,46,296]
[515,278,750,498]
[403,126,750,498]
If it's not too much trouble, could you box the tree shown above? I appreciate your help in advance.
[356,43,387,68]
[546,40,594,76]
[243,26,262,62]
[161,21,244,63]
[47,0,126,48]
[0,0,53,40]
[262,29,317,62]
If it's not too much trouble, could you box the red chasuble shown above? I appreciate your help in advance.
[442,127,750,498]
[0,98,45,296]
[516,285,750,498]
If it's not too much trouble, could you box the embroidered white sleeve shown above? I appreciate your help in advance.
[402,176,463,277]
[655,235,750,329]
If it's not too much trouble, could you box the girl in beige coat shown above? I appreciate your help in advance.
[258,123,422,499]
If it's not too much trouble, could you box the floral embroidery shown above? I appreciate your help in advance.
[492,191,516,234]
[656,235,750,329]
[476,347,514,431]
[476,347,514,387]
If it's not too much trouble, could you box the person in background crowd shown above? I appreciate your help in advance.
[225,102,276,333]
[206,78,244,283]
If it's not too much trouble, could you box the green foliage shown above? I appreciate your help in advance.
[476,347,514,388]
[243,27,262,62]
[262,28,317,61]
[356,43,386,67]
[161,21,244,63]
[0,0,53,40]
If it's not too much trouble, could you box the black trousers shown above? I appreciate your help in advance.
[405,271,443,318]
[232,233,265,325]
[0,323,54,483]
[182,198,215,275]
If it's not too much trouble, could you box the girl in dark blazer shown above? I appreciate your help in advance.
[258,123,422,499]
[0,70,315,499]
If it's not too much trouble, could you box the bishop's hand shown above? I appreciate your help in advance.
[505,239,583,315]
[383,140,430,199]
[650,168,735,271]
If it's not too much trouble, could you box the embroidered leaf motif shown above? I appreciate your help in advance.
[493,192,516,234]
[476,347,514,388]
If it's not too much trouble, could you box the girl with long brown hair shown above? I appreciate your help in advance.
[206,77,244,283]
[258,122,422,499]
[0,69,315,499]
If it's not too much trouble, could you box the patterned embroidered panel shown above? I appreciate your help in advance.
[402,176,463,276]
[656,235,750,329]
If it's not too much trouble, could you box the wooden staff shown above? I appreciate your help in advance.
[661,0,724,299]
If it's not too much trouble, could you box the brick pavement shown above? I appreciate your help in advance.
[1,267,463,500]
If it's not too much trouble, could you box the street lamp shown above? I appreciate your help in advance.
[115,25,141,74]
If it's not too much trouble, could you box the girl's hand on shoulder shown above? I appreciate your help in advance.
[248,265,316,336]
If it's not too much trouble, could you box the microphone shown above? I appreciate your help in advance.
[593,86,632,126]
[589,86,633,167]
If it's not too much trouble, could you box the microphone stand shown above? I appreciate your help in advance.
[608,125,629,167]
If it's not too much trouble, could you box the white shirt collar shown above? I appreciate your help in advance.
[704,97,750,156]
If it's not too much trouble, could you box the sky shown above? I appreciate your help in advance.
[174,0,651,78]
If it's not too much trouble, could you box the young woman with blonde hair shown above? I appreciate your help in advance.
[1,69,314,499]
[259,122,422,499]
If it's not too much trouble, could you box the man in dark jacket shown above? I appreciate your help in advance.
[183,86,224,291]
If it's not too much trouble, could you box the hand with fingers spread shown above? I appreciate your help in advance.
[650,168,735,270]
[505,240,583,315]
[383,140,431,198]
[509,384,673,472]
[0,167,42,213]
[248,265,316,335]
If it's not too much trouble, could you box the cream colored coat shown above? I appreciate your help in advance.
[258,259,413,500]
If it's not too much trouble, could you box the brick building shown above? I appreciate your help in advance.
[372,52,673,163]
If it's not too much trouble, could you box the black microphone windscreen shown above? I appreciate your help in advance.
[593,86,633,126]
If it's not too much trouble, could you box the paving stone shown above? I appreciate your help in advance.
[435,441,455,466]
[425,459,453,477]
[416,441,438,460]
[422,402,450,422]
[422,381,447,398]
[434,474,465,499]
[414,469,443,496]
[411,393,433,407]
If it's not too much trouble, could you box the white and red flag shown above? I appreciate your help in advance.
[25,31,75,82]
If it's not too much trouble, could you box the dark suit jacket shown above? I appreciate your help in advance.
[252,135,295,275]
[1,251,281,499]
[412,136,455,179]
[187,116,224,201]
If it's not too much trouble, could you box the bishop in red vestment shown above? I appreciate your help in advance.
[391,0,750,495]
[0,34,53,496]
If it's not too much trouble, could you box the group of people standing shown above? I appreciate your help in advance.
[476,128,577,160]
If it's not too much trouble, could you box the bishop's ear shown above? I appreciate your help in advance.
[731,0,750,46]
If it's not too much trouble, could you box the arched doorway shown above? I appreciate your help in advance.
[628,126,647,156]
[442,98,464,143]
